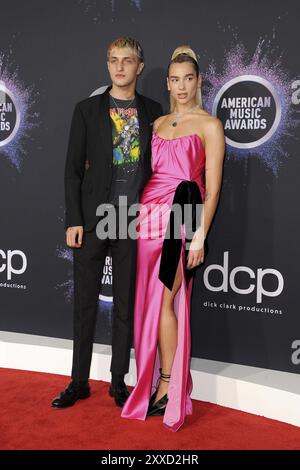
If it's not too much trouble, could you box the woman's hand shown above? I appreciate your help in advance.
[186,232,205,269]
[187,246,204,269]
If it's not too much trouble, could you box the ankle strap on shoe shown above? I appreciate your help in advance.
[159,367,171,382]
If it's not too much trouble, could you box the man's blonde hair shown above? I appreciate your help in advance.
[107,37,144,62]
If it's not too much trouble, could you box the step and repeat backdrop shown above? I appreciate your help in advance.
[0,0,299,374]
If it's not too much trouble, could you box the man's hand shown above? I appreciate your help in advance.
[66,226,84,248]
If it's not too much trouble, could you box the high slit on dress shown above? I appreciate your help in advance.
[121,132,206,432]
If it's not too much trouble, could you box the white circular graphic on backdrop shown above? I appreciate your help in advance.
[212,75,281,149]
[0,82,21,147]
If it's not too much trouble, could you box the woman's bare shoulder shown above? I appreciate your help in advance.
[195,110,224,136]
[153,114,169,132]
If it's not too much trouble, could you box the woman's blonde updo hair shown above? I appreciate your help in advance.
[168,45,202,112]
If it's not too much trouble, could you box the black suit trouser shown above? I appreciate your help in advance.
[71,210,137,382]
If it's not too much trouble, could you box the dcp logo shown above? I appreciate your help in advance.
[203,251,284,303]
[212,75,281,149]
[0,249,27,280]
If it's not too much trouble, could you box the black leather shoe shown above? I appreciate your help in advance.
[109,383,130,407]
[147,390,157,412]
[51,381,90,408]
[147,368,170,417]
[147,394,168,416]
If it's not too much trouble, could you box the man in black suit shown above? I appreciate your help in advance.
[52,37,163,408]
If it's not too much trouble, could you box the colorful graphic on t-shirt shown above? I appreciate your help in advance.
[110,108,140,165]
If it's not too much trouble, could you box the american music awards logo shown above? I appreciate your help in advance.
[0,82,20,146]
[204,40,298,174]
[0,54,39,170]
[212,75,281,149]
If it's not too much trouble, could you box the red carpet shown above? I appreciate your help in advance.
[1,368,300,450]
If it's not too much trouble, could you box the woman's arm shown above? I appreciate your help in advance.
[201,117,225,240]
[187,117,225,267]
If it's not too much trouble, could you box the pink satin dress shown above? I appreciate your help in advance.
[121,131,206,432]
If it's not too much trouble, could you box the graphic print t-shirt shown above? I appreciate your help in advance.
[108,96,142,206]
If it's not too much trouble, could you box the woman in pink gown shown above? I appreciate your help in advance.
[121,46,225,431]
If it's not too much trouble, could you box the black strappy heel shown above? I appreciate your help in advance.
[147,368,171,416]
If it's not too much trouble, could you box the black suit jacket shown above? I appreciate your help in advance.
[64,86,163,231]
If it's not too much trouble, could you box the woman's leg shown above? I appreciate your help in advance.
[154,260,182,403]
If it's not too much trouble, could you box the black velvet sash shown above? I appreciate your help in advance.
[158,180,206,291]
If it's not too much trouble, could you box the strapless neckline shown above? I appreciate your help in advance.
[152,131,204,149]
